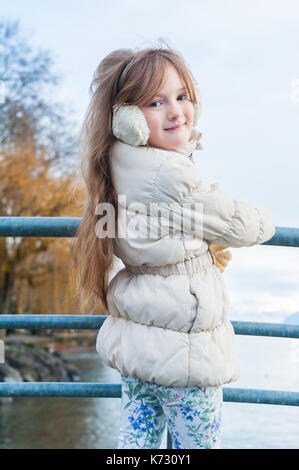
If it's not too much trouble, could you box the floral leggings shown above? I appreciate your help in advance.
[118,374,222,449]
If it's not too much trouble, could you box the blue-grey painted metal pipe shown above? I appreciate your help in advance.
[166,430,172,449]
[0,217,299,247]
[0,383,298,406]
[0,314,105,329]
[0,382,121,397]
[0,217,81,237]
[262,226,299,248]
[223,387,299,406]
[232,321,299,338]
[0,315,298,338]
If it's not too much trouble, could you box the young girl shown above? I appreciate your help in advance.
[72,44,275,449]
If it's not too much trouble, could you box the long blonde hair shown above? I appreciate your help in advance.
[71,41,199,314]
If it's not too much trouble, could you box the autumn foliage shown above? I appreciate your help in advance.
[0,141,104,317]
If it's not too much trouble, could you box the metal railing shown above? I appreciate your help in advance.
[1,217,299,449]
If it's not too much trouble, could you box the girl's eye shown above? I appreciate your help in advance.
[149,95,188,107]
[150,101,162,107]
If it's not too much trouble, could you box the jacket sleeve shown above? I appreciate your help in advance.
[155,155,275,248]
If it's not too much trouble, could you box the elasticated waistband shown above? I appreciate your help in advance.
[124,250,215,277]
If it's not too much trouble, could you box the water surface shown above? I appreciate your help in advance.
[0,335,298,449]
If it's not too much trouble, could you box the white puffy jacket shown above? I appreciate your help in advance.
[96,138,275,387]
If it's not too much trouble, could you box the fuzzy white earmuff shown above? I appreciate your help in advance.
[112,84,202,148]
[112,104,150,146]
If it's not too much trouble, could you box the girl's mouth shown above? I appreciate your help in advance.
[165,122,186,131]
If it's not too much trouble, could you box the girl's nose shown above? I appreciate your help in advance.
[167,100,183,120]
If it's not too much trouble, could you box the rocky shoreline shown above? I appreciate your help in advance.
[0,334,94,404]
[1,342,81,382]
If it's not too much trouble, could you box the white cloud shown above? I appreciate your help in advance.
[223,245,299,321]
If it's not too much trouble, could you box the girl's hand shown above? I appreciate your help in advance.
[209,244,232,273]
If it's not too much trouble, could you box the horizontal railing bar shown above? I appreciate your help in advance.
[0,315,298,338]
[232,321,299,338]
[0,383,298,406]
[0,218,298,247]
[262,226,299,248]
[0,315,105,329]
[0,383,120,398]
[0,217,81,238]
[223,387,299,406]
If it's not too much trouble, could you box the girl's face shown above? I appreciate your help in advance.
[141,65,194,151]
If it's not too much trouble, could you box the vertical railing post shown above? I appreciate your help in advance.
[166,428,172,449]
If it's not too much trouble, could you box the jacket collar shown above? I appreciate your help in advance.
[111,128,203,171]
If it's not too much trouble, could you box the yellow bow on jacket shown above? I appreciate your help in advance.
[209,244,232,273]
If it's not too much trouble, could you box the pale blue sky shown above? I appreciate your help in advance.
[2,0,299,321]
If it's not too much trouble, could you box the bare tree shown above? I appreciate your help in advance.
[0,19,84,336]
[0,18,78,173]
